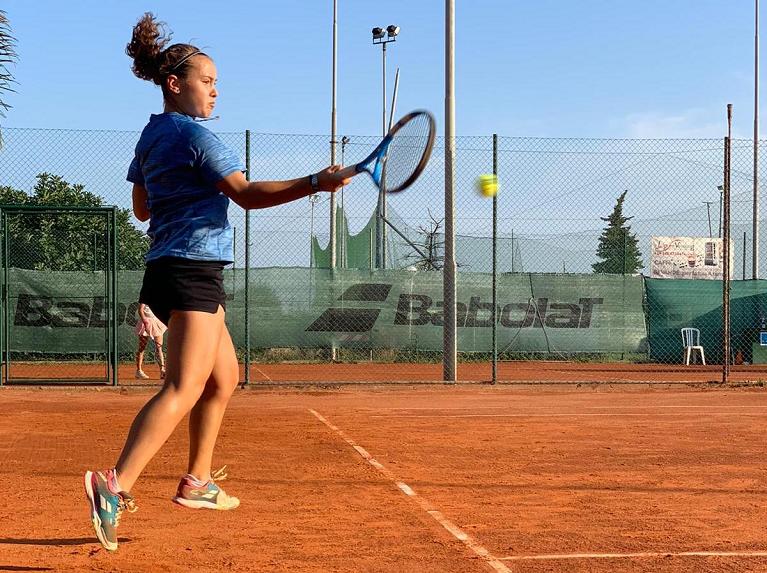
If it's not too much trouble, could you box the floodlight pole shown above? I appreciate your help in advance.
[330,0,338,271]
[381,41,387,269]
[444,0,457,383]
[329,0,338,362]
[373,27,398,270]
[754,0,760,279]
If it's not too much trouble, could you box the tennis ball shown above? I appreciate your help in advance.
[476,174,499,198]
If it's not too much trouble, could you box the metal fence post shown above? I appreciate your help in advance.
[244,130,251,386]
[492,134,498,384]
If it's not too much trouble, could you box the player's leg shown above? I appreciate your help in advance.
[135,335,149,379]
[173,317,240,510]
[84,308,226,549]
[154,335,166,378]
[115,307,226,492]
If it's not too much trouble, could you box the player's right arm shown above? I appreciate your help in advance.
[132,184,150,222]
[216,167,349,210]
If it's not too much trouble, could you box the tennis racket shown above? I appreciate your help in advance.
[337,110,436,193]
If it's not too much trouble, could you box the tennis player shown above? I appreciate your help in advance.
[84,12,350,552]
[135,303,166,380]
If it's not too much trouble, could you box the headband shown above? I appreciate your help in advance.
[170,49,204,71]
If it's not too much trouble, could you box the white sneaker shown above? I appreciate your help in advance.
[135,369,150,380]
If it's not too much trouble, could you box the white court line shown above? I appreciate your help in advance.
[250,365,273,382]
[364,405,767,411]
[308,408,512,573]
[502,550,767,561]
[371,412,767,418]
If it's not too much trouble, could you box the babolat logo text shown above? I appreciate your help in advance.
[14,294,140,328]
[306,283,393,332]
[14,291,236,328]
[394,295,604,328]
[306,283,603,332]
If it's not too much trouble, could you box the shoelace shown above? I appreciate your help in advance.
[211,465,228,482]
[113,492,138,527]
[209,466,238,506]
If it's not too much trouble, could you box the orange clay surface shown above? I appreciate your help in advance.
[2,384,767,572]
[4,360,767,385]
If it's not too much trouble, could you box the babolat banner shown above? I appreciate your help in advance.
[5,268,646,354]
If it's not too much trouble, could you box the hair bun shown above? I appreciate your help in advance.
[126,12,171,85]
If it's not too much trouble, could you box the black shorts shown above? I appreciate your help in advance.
[138,256,227,326]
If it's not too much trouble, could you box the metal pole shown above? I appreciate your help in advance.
[341,136,348,268]
[0,211,4,386]
[382,43,387,138]
[310,198,315,261]
[755,0,760,279]
[724,135,731,381]
[2,213,7,385]
[443,0,457,383]
[104,215,110,384]
[719,186,724,238]
[388,68,400,131]
[704,201,713,238]
[724,104,733,383]
[329,0,338,271]
[511,229,515,272]
[744,231,748,280]
[381,68,400,270]
[377,42,387,270]
[329,0,338,362]
[110,208,118,387]
[244,130,251,386]
[492,134,498,384]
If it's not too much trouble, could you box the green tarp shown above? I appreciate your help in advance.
[645,278,767,363]
[4,269,647,355]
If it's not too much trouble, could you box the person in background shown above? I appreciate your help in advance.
[135,303,166,379]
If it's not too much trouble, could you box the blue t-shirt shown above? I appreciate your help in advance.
[127,112,244,263]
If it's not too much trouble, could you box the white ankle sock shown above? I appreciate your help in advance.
[185,473,207,486]
[109,469,124,493]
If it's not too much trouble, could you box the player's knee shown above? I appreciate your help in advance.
[161,379,206,413]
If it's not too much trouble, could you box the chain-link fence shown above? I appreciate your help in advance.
[1,126,765,383]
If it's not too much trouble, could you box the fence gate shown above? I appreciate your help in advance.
[0,205,118,385]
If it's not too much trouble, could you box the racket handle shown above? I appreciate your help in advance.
[336,164,361,180]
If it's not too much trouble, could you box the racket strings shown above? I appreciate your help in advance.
[383,113,433,192]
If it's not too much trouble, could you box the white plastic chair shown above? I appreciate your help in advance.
[681,328,705,365]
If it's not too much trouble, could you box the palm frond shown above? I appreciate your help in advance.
[0,9,18,117]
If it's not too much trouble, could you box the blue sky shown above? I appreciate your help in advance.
[0,0,763,138]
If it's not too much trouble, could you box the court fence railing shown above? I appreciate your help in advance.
[0,127,762,383]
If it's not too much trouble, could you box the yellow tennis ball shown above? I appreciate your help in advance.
[476,174,499,197]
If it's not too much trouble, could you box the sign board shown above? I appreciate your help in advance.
[650,236,732,280]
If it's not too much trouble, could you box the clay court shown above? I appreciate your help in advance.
[2,381,767,573]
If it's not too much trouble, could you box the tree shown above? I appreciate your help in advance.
[0,173,150,270]
[404,210,445,271]
[0,10,18,148]
[592,190,643,274]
